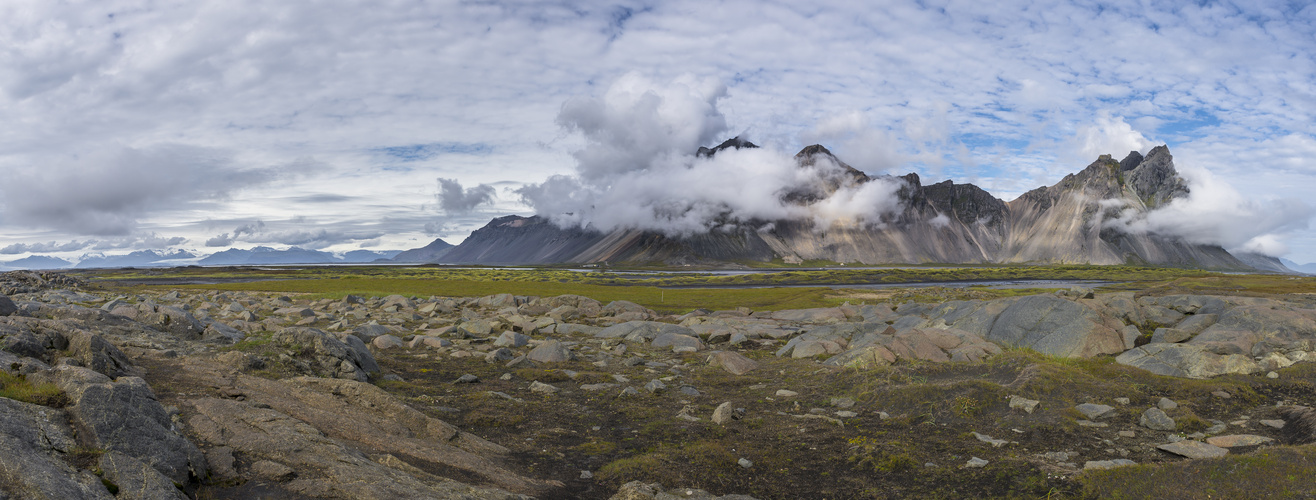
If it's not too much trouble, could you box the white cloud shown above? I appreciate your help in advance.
[519,74,906,236]
[1070,112,1154,162]
[1105,165,1313,256]
[436,178,496,214]
[0,144,279,235]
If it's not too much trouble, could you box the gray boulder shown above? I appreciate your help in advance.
[1191,302,1316,356]
[1140,305,1186,328]
[271,327,380,381]
[925,299,1013,337]
[707,351,759,375]
[1150,327,1193,344]
[596,321,696,342]
[0,318,135,379]
[1140,407,1176,431]
[111,302,205,340]
[186,395,533,499]
[603,300,649,316]
[202,320,245,343]
[493,331,530,348]
[526,340,573,363]
[770,307,848,323]
[98,452,190,500]
[1157,440,1228,459]
[65,330,136,379]
[47,367,208,485]
[651,331,705,351]
[0,397,116,499]
[0,295,16,316]
[353,324,396,339]
[1075,403,1117,420]
[986,294,1124,357]
[1155,295,1230,315]
[1116,343,1260,379]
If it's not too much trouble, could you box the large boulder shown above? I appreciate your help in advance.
[1115,343,1260,379]
[0,295,17,316]
[0,397,116,499]
[707,351,759,375]
[770,307,848,324]
[985,295,1124,357]
[651,331,705,351]
[0,318,67,360]
[526,340,573,363]
[98,451,190,500]
[65,330,136,379]
[826,327,1001,367]
[187,397,529,499]
[596,321,696,342]
[39,366,208,485]
[0,317,135,378]
[603,300,651,317]
[1189,302,1316,356]
[924,300,1014,337]
[111,302,206,340]
[271,327,380,381]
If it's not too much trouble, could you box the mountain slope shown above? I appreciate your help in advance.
[438,143,1265,270]
[390,238,455,263]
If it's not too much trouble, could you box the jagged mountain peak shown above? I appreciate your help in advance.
[1126,145,1188,208]
[1119,150,1144,171]
[696,136,759,157]
[794,144,837,159]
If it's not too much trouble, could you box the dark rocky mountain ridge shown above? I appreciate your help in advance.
[407,142,1281,270]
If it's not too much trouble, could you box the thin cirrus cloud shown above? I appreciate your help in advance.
[0,0,1311,265]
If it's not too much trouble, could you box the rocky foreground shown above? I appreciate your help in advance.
[2,269,1316,498]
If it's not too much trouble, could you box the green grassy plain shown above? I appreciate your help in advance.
[79,264,1316,314]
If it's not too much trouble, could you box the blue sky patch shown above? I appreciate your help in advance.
[372,142,493,162]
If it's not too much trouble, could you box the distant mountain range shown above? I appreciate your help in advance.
[389,238,454,263]
[75,250,198,269]
[397,140,1293,272]
[2,246,411,270]
[198,246,401,265]
[1282,258,1316,275]
[1,255,73,269]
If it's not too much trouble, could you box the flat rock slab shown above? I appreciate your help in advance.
[1076,403,1117,420]
[1158,440,1228,459]
[1084,459,1137,470]
[707,351,759,375]
[1205,434,1275,448]
[1009,395,1039,414]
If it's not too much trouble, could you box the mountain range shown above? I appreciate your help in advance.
[1,247,410,270]
[198,247,403,266]
[409,140,1290,271]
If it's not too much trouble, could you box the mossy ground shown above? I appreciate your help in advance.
[359,343,1316,499]
[0,371,68,407]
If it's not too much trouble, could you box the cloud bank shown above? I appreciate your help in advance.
[518,74,905,236]
[0,144,277,236]
[1105,165,1312,256]
[436,178,496,214]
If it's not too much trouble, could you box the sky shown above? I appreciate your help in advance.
[1,0,1314,267]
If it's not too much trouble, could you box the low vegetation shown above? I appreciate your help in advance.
[0,371,68,407]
